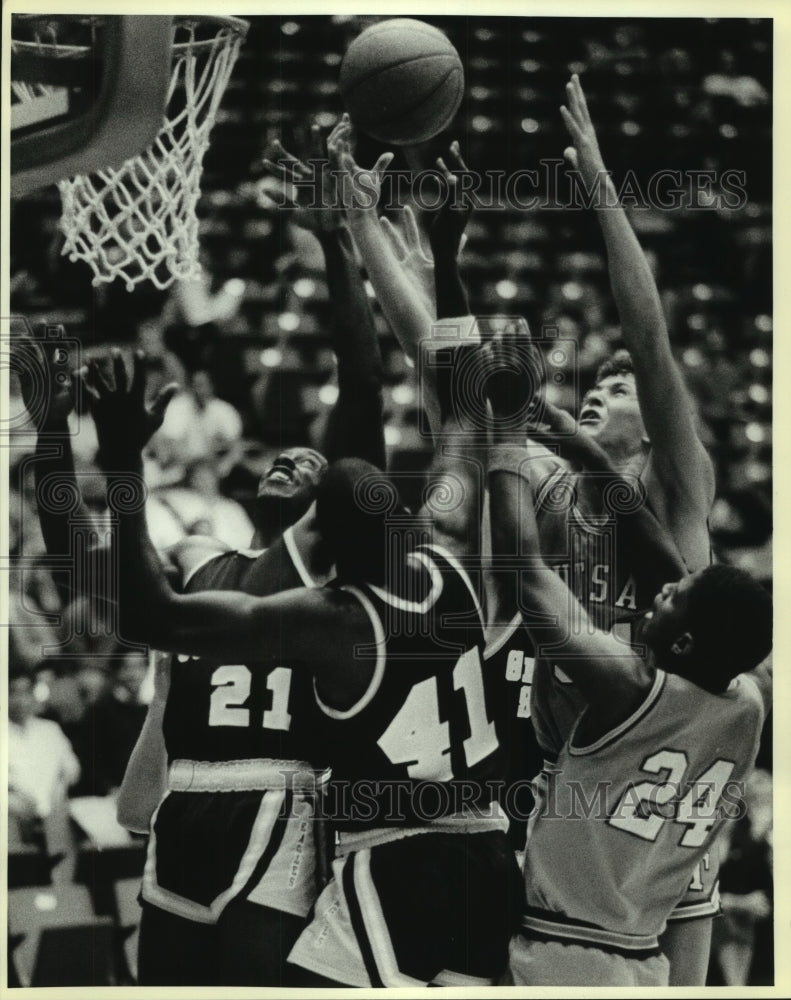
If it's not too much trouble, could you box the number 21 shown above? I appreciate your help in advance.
[208,664,292,731]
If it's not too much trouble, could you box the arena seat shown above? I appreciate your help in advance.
[8,884,116,986]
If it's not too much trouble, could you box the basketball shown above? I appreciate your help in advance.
[339,18,464,145]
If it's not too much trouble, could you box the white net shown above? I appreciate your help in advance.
[58,19,246,292]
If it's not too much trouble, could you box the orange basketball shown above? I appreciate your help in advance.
[339,19,464,145]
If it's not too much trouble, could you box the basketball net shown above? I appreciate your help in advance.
[55,19,246,292]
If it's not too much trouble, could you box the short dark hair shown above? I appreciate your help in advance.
[683,564,772,691]
[315,458,410,583]
[595,349,634,385]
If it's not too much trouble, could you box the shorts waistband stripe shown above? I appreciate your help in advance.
[521,913,660,953]
[168,758,322,792]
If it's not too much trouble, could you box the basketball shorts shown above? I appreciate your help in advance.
[142,761,322,923]
[505,934,670,987]
[288,829,522,987]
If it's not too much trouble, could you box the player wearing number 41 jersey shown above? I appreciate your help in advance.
[488,439,772,987]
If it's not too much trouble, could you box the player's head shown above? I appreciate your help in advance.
[640,565,772,692]
[579,350,647,458]
[254,446,329,534]
[315,457,411,584]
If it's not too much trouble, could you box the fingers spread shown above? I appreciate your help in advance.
[151,383,180,420]
[89,357,113,396]
[111,348,127,394]
[373,151,394,177]
[131,350,147,402]
[560,105,582,142]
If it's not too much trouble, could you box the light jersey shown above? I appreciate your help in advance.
[522,668,765,952]
[143,526,330,923]
[532,465,721,919]
[314,543,507,838]
[483,614,544,851]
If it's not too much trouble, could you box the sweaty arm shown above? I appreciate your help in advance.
[320,225,386,470]
[487,442,653,738]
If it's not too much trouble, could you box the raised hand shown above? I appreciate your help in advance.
[80,350,179,468]
[485,326,544,434]
[526,398,612,470]
[379,205,436,314]
[262,115,354,234]
[15,328,76,431]
[330,121,394,215]
[430,141,474,258]
[560,73,608,189]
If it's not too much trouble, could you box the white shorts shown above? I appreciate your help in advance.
[506,934,670,987]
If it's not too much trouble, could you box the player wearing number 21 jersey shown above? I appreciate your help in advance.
[487,444,771,987]
[112,452,522,989]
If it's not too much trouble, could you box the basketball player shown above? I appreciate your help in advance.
[85,192,521,985]
[518,73,723,977]
[484,367,771,986]
[22,117,390,984]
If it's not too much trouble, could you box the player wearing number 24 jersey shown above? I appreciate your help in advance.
[487,438,772,987]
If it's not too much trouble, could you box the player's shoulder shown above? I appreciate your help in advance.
[166,534,235,587]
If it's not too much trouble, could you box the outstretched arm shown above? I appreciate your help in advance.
[561,74,714,569]
[86,353,375,709]
[334,137,442,437]
[415,148,483,559]
[16,331,96,601]
[264,117,385,469]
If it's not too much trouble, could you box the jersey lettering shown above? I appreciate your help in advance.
[687,851,711,892]
[589,563,608,604]
[615,575,638,610]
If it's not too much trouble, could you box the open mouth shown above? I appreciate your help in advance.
[267,464,295,484]
[579,408,601,425]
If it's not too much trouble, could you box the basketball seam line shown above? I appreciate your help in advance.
[367,65,461,130]
[342,53,458,99]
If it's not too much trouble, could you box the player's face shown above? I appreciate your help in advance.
[257,448,328,504]
[578,373,646,455]
[638,573,696,649]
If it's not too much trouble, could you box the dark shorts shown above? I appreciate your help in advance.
[288,829,522,986]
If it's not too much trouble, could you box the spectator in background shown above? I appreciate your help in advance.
[9,666,81,844]
[87,653,151,797]
[158,457,255,550]
[146,368,244,488]
[710,768,773,985]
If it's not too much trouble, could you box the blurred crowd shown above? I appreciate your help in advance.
[7,15,773,985]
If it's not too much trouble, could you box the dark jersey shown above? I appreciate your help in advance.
[143,528,328,923]
[483,615,545,852]
[164,531,326,768]
[316,543,503,832]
